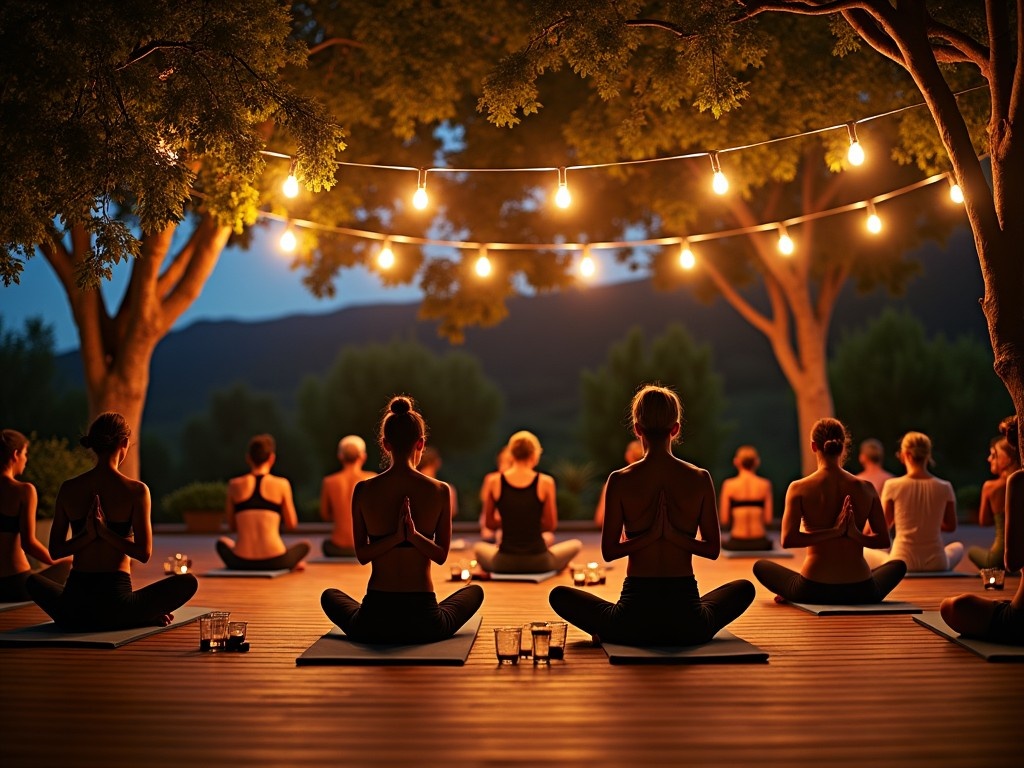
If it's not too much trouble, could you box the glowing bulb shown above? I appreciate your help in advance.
[283,159,299,197]
[712,171,728,195]
[279,227,297,252]
[413,186,428,210]
[579,251,595,278]
[949,182,964,204]
[777,225,794,256]
[475,250,491,277]
[847,140,864,166]
[555,182,571,208]
[866,212,882,234]
[680,244,696,270]
[377,242,395,269]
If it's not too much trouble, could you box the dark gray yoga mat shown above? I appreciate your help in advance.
[203,568,292,578]
[787,601,922,616]
[722,549,793,559]
[307,556,360,565]
[913,611,1024,661]
[602,629,768,664]
[0,601,34,613]
[0,605,212,648]
[476,570,558,583]
[902,570,972,578]
[296,614,482,666]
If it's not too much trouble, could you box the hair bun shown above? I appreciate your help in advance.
[390,397,412,415]
[823,438,842,455]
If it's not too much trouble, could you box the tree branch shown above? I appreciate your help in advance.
[307,37,366,57]
[841,8,906,68]
[116,40,195,71]
[987,0,1014,122]
[699,256,776,338]
[737,0,877,22]
[1012,0,1024,125]
[624,19,696,40]
[156,229,198,300]
[926,18,989,70]
[815,260,850,327]
[161,215,231,330]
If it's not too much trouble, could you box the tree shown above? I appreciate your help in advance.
[478,1,1023,462]
[0,1,344,478]
[581,324,728,477]
[297,340,503,476]
[830,308,1012,490]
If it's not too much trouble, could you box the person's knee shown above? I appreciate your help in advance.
[294,541,311,559]
[733,579,756,606]
[939,595,966,628]
[549,585,574,614]
[752,559,773,584]
[462,584,484,611]
[176,573,199,600]
[320,588,341,612]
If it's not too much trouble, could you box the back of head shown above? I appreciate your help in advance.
[507,430,541,462]
[1,429,28,466]
[631,384,682,442]
[248,434,276,466]
[900,431,933,466]
[859,438,884,465]
[1000,415,1019,453]
[338,435,366,465]
[735,445,760,471]
[81,412,131,455]
[379,395,427,464]
[811,418,849,462]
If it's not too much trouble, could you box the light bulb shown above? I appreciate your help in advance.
[283,174,299,198]
[777,225,794,256]
[475,252,492,277]
[866,212,882,234]
[579,252,595,278]
[279,227,297,252]
[377,242,395,269]
[413,186,428,210]
[712,170,729,195]
[847,140,865,166]
[680,244,696,270]
[555,182,571,209]
[949,182,964,204]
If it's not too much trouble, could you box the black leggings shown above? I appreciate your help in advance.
[722,536,773,551]
[216,540,310,571]
[321,540,356,558]
[320,585,484,645]
[753,559,907,604]
[549,576,755,647]
[985,601,1024,645]
[0,562,71,603]
[26,569,198,632]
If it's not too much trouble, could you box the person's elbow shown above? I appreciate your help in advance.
[135,547,153,564]
[779,531,796,549]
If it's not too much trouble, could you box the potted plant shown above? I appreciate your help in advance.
[161,482,228,533]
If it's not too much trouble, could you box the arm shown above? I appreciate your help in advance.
[763,482,774,526]
[539,475,557,533]
[406,491,450,565]
[719,480,731,527]
[599,475,660,562]
[94,489,153,563]
[482,475,501,531]
[1004,471,1024,572]
[778,487,844,549]
[319,478,333,521]
[18,484,55,565]
[941,486,957,532]
[48,484,97,559]
[847,491,891,549]
[593,481,607,528]
[279,480,298,530]
[881,497,896,531]
[662,472,720,560]
[978,480,996,525]
[351,484,404,565]
[988,478,1008,527]
[225,483,237,533]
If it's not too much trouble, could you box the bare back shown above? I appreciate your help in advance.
[226,473,296,559]
[353,467,451,592]
[720,472,773,538]
[604,453,718,578]
[785,468,879,583]
[322,467,376,548]
[0,477,33,576]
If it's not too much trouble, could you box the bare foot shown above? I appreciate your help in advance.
[150,613,173,627]
[294,562,307,572]
[774,594,786,604]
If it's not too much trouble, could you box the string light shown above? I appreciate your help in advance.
[413,168,429,210]
[283,159,300,198]
[709,152,728,195]
[475,246,492,277]
[948,174,964,204]
[377,239,395,269]
[555,167,571,209]
[579,245,595,278]
[279,225,297,252]
[777,224,794,256]
[865,201,882,234]
[846,122,865,166]
[679,240,696,270]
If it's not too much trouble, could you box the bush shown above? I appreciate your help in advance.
[22,436,94,518]
[159,482,227,524]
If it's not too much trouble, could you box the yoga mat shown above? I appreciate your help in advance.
[0,601,34,613]
[0,605,212,648]
[307,556,360,565]
[450,538,468,551]
[903,570,972,579]
[296,614,482,666]
[475,570,559,583]
[202,568,292,578]
[787,601,922,616]
[603,629,768,664]
[722,549,793,559]
[913,611,1024,662]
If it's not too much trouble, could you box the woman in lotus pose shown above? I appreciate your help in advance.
[217,434,309,571]
[863,432,962,572]
[320,396,482,643]
[320,435,375,558]
[942,417,1024,644]
[753,418,906,604]
[968,425,1019,569]
[719,445,774,551]
[0,430,69,602]
[549,385,754,646]
[474,430,581,574]
[27,413,197,630]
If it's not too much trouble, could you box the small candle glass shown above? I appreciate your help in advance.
[546,621,568,660]
[572,567,587,587]
[226,621,247,650]
[981,567,1006,590]
[531,626,552,665]
[494,626,522,665]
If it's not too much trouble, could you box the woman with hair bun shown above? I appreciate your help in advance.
[320,396,482,644]
[968,424,1020,569]
[863,432,963,572]
[474,430,582,574]
[753,418,906,604]
[0,429,70,601]
[217,433,310,571]
[549,385,754,647]
[26,413,198,630]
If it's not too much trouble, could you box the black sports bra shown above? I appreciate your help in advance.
[0,514,20,533]
[729,498,766,510]
[234,475,283,515]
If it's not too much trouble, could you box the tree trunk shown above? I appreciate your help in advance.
[790,355,835,476]
[83,355,154,481]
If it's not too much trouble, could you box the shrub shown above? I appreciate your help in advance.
[22,436,93,519]
[159,482,228,524]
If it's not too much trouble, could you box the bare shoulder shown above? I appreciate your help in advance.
[1007,470,1024,493]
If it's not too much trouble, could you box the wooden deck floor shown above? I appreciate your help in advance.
[1,528,1020,767]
